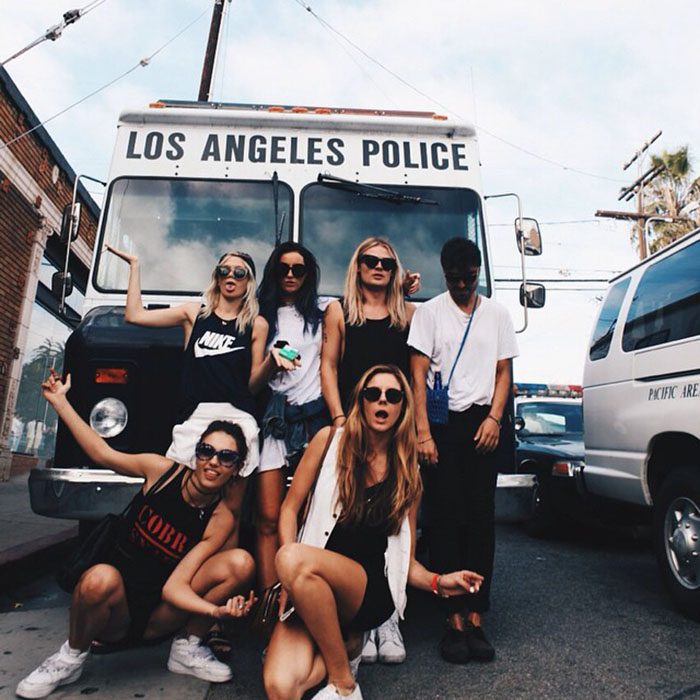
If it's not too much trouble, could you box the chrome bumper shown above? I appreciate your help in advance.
[495,473,535,523]
[29,468,143,521]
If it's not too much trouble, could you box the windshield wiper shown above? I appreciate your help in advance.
[317,173,437,205]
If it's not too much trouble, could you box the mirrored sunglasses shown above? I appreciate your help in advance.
[361,386,404,404]
[358,254,397,272]
[195,441,242,469]
[215,265,249,280]
[277,262,307,278]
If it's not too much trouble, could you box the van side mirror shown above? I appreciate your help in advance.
[514,416,525,433]
[60,202,81,243]
[51,271,73,299]
[520,282,546,308]
[515,217,542,256]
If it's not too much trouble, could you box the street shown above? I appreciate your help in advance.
[2,521,698,700]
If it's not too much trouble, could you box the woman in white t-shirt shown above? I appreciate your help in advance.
[256,242,330,590]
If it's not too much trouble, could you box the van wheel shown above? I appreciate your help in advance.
[526,470,556,538]
[653,467,700,621]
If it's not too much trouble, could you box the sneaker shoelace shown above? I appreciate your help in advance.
[37,655,77,677]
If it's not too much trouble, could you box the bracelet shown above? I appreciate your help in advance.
[431,573,440,595]
[418,437,433,445]
[332,414,345,422]
[486,414,501,428]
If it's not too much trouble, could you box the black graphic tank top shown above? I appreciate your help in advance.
[178,312,255,421]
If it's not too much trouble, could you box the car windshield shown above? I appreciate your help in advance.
[516,401,583,436]
[94,178,292,295]
[300,183,488,299]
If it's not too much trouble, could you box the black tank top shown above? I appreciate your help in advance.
[111,465,219,593]
[179,312,255,420]
[338,315,410,409]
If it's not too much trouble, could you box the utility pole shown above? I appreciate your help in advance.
[198,0,229,102]
[595,131,664,260]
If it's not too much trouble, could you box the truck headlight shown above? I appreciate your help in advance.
[89,398,128,438]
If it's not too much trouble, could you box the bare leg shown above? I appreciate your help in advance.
[68,564,131,651]
[222,477,248,549]
[274,543,367,694]
[143,548,255,640]
[256,468,285,590]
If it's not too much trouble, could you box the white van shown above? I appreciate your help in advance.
[582,228,700,619]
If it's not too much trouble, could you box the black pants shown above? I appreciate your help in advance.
[424,405,498,615]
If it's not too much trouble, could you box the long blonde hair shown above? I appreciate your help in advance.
[200,252,259,333]
[342,237,408,330]
[335,364,421,535]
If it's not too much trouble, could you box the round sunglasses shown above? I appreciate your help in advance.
[361,386,405,404]
[277,262,307,278]
[195,441,242,469]
[215,265,249,280]
[358,254,397,272]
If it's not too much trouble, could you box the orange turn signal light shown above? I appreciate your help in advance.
[268,106,285,112]
[95,368,128,384]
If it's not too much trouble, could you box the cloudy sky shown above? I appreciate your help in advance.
[4,0,699,383]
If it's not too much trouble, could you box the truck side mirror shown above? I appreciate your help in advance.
[60,202,81,243]
[515,217,542,256]
[51,271,73,300]
[520,282,545,308]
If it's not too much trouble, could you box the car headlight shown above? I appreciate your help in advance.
[89,398,128,438]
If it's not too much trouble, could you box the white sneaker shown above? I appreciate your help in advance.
[349,652,361,680]
[360,628,377,664]
[311,682,363,700]
[16,641,88,698]
[167,635,232,683]
[376,611,406,664]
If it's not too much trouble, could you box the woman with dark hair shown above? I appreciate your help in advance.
[263,364,483,700]
[255,242,329,590]
[16,370,256,699]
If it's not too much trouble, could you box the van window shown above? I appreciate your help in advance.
[300,184,487,300]
[589,278,630,360]
[622,240,700,352]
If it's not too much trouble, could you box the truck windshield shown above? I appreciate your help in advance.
[300,183,488,299]
[95,178,292,294]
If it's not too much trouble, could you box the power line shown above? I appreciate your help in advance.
[489,219,601,227]
[2,0,109,66]
[291,0,626,184]
[0,8,209,152]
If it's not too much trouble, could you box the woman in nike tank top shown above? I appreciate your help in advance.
[105,246,298,542]
[16,370,255,699]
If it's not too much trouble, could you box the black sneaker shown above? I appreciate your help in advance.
[438,627,471,664]
[464,622,495,661]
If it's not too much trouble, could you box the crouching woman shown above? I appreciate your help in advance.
[263,364,484,700]
[17,370,255,700]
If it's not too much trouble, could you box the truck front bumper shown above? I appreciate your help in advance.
[29,468,143,521]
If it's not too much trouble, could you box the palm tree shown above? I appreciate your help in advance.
[643,147,700,253]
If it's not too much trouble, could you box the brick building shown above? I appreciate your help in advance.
[0,66,100,480]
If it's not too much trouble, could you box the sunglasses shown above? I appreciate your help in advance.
[195,442,242,469]
[361,386,405,404]
[358,254,397,272]
[215,265,249,280]
[277,262,307,278]
[444,272,479,286]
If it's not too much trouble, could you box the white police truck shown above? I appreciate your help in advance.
[29,100,543,525]
[583,228,700,619]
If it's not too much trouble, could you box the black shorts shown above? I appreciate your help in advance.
[345,559,394,633]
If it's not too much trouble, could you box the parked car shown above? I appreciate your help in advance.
[515,397,585,536]
[583,228,700,620]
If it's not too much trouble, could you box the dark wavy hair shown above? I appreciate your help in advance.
[258,242,323,341]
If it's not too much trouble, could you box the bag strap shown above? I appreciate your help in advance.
[146,462,181,497]
[446,294,478,389]
[297,427,336,540]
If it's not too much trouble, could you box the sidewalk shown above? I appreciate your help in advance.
[0,473,77,571]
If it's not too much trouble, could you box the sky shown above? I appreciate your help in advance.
[3,0,699,383]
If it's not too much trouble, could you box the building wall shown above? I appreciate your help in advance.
[0,73,99,479]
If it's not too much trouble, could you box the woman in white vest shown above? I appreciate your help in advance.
[263,364,484,700]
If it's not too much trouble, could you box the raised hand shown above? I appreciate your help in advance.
[104,243,139,266]
[403,270,421,296]
[41,369,71,404]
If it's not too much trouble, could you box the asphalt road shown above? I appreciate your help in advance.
[2,523,698,700]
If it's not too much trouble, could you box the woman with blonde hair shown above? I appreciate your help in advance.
[263,364,483,700]
[320,236,418,663]
[105,246,297,535]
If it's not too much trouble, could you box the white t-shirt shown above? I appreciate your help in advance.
[408,292,519,411]
[266,300,330,406]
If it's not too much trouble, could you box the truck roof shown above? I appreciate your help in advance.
[118,100,477,138]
